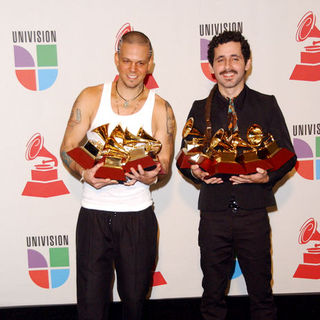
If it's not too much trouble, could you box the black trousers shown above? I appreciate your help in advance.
[199,207,277,320]
[76,206,158,320]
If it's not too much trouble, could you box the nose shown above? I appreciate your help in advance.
[224,58,231,70]
[129,62,137,72]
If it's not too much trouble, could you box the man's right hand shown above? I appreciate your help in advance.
[191,164,223,184]
[82,162,118,189]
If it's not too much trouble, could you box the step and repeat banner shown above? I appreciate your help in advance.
[1,0,319,307]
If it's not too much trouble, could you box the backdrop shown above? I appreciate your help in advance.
[1,0,319,307]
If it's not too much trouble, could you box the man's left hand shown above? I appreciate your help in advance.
[125,163,161,186]
[229,167,269,185]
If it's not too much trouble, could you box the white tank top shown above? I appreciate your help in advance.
[81,82,155,212]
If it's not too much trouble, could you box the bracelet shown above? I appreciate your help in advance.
[80,170,85,183]
[151,176,158,185]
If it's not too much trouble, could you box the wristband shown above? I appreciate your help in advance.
[151,176,158,185]
[80,170,85,183]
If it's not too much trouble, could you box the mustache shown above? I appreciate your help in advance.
[219,70,238,75]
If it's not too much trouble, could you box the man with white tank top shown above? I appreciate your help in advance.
[60,31,176,320]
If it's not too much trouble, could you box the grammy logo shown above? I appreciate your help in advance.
[22,133,69,198]
[290,11,320,82]
[293,217,320,279]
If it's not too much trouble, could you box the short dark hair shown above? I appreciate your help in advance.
[117,31,153,58]
[207,31,251,66]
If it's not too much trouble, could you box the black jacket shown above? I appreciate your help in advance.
[177,85,297,211]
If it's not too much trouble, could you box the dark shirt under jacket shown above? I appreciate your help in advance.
[177,85,297,211]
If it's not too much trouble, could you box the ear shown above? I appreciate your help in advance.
[147,55,154,73]
[245,58,252,71]
[209,63,214,74]
[114,52,119,68]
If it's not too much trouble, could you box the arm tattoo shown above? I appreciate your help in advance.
[61,150,72,169]
[68,108,81,127]
[165,101,175,136]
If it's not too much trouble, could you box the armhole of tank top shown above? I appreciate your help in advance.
[89,82,110,131]
[150,91,156,133]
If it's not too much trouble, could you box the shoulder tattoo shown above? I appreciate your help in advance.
[165,101,175,136]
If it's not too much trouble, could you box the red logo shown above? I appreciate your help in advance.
[290,11,320,81]
[22,133,69,198]
[293,217,320,279]
[113,23,158,89]
[152,271,167,286]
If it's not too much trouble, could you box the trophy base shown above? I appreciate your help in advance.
[243,159,273,173]
[22,180,70,198]
[67,147,96,169]
[293,263,320,279]
[200,158,246,175]
[95,166,126,181]
[123,156,156,173]
[177,147,295,177]
[268,148,295,171]
[176,150,192,169]
[200,158,273,176]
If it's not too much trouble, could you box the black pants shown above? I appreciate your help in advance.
[76,206,158,320]
[199,208,276,320]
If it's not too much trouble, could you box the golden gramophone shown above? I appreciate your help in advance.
[67,123,108,170]
[176,118,294,176]
[68,123,162,181]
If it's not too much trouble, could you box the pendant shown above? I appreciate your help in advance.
[124,101,129,108]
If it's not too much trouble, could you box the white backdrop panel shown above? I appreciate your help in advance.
[0,0,319,307]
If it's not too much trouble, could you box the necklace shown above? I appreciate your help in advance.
[115,81,144,108]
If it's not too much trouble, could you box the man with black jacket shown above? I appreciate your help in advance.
[177,31,296,320]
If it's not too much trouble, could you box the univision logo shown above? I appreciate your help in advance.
[293,137,320,180]
[13,30,58,91]
[27,235,70,289]
[231,259,242,279]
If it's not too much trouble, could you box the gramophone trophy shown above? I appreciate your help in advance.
[67,124,107,170]
[290,11,320,82]
[67,123,161,181]
[293,218,320,279]
[176,117,294,177]
[22,133,69,198]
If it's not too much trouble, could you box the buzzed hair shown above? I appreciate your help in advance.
[117,31,153,58]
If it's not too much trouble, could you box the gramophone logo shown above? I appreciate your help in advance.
[152,271,167,286]
[293,137,320,180]
[293,218,320,279]
[27,234,70,289]
[22,133,69,198]
[12,30,58,90]
[199,21,243,82]
[113,23,158,89]
[290,11,320,82]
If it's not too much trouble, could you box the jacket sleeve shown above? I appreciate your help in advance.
[267,96,297,186]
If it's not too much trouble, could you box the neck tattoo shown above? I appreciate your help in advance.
[115,81,144,108]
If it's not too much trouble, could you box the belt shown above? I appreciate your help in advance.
[228,199,240,213]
